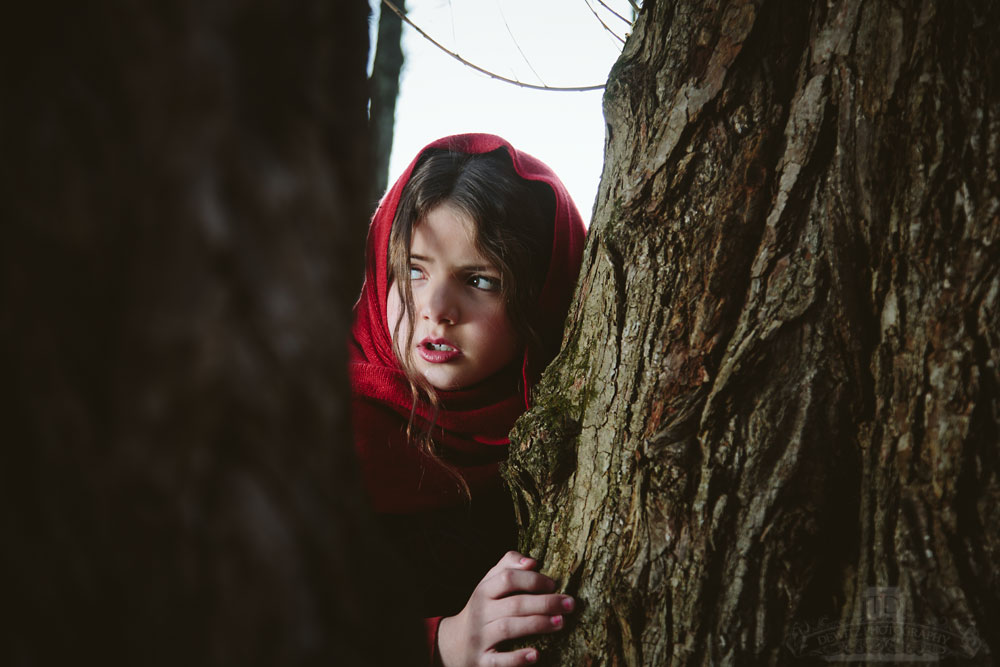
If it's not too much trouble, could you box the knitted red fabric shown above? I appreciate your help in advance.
[350,133,586,513]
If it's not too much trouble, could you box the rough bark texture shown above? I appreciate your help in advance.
[0,2,421,665]
[505,1,998,664]
[369,0,405,209]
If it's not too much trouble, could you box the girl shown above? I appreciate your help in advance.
[350,134,586,666]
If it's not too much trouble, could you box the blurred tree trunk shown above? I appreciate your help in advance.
[369,0,405,209]
[0,1,421,665]
[505,0,998,664]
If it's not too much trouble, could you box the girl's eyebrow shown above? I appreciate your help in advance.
[410,254,497,274]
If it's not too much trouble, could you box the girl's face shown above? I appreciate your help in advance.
[387,203,521,391]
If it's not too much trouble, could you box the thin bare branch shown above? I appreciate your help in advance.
[495,0,547,86]
[447,0,456,44]
[627,0,640,13]
[596,0,632,26]
[381,0,605,92]
[584,0,626,45]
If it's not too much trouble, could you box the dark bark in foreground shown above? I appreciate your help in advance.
[0,2,420,665]
[369,0,405,209]
[505,1,998,664]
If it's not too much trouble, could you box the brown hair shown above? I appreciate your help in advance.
[387,147,554,491]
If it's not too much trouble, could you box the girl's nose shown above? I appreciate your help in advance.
[420,280,459,324]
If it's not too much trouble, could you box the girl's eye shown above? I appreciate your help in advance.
[468,274,500,291]
[409,267,424,281]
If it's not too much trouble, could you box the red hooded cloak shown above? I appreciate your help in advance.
[349,135,585,643]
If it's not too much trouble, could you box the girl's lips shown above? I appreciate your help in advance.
[416,337,462,363]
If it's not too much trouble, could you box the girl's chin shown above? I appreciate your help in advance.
[419,366,515,393]
[413,355,521,392]
[421,374,464,392]
[417,365,476,392]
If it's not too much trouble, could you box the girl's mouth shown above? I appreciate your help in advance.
[417,338,461,363]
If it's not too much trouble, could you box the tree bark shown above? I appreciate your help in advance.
[369,0,405,209]
[505,1,998,664]
[0,1,421,665]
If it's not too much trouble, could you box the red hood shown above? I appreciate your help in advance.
[349,133,586,511]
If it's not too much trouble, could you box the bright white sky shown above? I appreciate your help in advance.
[369,0,635,225]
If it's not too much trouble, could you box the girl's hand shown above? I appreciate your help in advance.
[436,550,575,667]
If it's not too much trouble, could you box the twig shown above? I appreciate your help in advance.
[381,0,605,92]
[447,0,456,44]
[596,0,633,26]
[584,0,626,45]
[496,0,546,86]
[627,0,641,13]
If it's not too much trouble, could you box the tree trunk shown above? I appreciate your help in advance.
[505,1,998,664]
[0,2,421,665]
[369,0,405,209]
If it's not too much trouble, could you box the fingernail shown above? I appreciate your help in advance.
[551,615,563,627]
[525,649,538,663]
[519,557,532,565]
[562,597,575,612]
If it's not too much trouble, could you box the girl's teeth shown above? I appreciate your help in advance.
[428,343,454,351]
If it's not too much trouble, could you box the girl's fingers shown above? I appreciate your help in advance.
[481,567,556,599]
[484,648,540,667]
[483,612,567,646]
[497,593,574,618]
[483,550,536,580]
